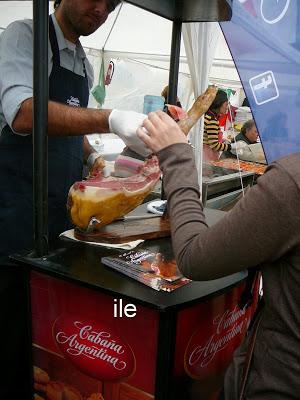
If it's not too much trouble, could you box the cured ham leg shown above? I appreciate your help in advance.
[68,156,161,231]
[175,85,218,135]
[68,86,217,232]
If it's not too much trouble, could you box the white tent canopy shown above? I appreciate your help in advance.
[0,1,245,187]
[0,1,240,89]
[0,2,181,56]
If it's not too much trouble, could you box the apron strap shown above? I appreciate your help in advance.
[49,16,60,67]
[49,15,88,79]
[82,58,87,78]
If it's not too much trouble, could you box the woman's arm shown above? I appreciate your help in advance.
[158,144,298,280]
[204,115,230,152]
[138,111,299,280]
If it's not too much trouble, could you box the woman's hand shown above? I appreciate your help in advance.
[137,110,188,153]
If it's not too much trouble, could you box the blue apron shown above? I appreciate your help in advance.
[0,17,89,262]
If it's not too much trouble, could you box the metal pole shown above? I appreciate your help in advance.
[167,20,182,105]
[33,0,49,257]
[161,20,182,200]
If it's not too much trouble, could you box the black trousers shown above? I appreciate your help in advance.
[0,264,32,398]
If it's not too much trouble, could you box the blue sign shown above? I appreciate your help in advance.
[220,0,300,163]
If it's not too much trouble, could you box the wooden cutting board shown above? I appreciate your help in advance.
[74,216,171,244]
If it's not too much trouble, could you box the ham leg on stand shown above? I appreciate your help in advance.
[68,156,161,231]
[67,86,217,234]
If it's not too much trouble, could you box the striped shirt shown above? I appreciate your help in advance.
[203,111,230,152]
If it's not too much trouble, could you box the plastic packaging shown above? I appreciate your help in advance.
[143,95,165,114]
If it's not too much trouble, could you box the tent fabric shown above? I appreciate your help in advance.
[101,57,192,113]
[183,22,220,190]
[0,2,239,85]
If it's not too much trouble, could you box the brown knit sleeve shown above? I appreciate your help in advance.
[157,143,300,280]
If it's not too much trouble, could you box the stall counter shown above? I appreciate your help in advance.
[14,208,258,400]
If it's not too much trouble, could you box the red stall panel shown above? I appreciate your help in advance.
[30,271,159,400]
[173,278,259,400]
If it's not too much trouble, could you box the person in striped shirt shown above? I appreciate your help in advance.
[203,89,231,161]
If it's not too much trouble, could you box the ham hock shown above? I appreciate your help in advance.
[67,86,217,234]
[68,156,161,231]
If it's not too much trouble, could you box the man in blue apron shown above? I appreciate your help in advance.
[0,0,150,396]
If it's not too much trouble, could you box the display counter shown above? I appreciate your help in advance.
[210,159,267,176]
[14,208,259,400]
[202,163,255,206]
[201,159,267,210]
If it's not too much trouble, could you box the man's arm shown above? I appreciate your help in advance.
[12,98,111,136]
[0,21,110,136]
[0,20,150,156]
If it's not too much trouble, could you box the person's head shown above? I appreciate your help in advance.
[241,119,258,143]
[54,0,121,40]
[161,85,169,101]
[209,89,228,115]
[161,85,181,106]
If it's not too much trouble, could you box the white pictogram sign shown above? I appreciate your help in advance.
[249,71,279,105]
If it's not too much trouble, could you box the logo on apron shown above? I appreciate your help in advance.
[67,96,80,107]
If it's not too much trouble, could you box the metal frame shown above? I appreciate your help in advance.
[125,0,232,23]
[33,0,49,256]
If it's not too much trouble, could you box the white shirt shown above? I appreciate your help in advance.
[0,13,94,133]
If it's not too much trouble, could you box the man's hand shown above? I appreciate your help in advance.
[137,110,187,153]
[87,152,106,176]
[109,109,151,157]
